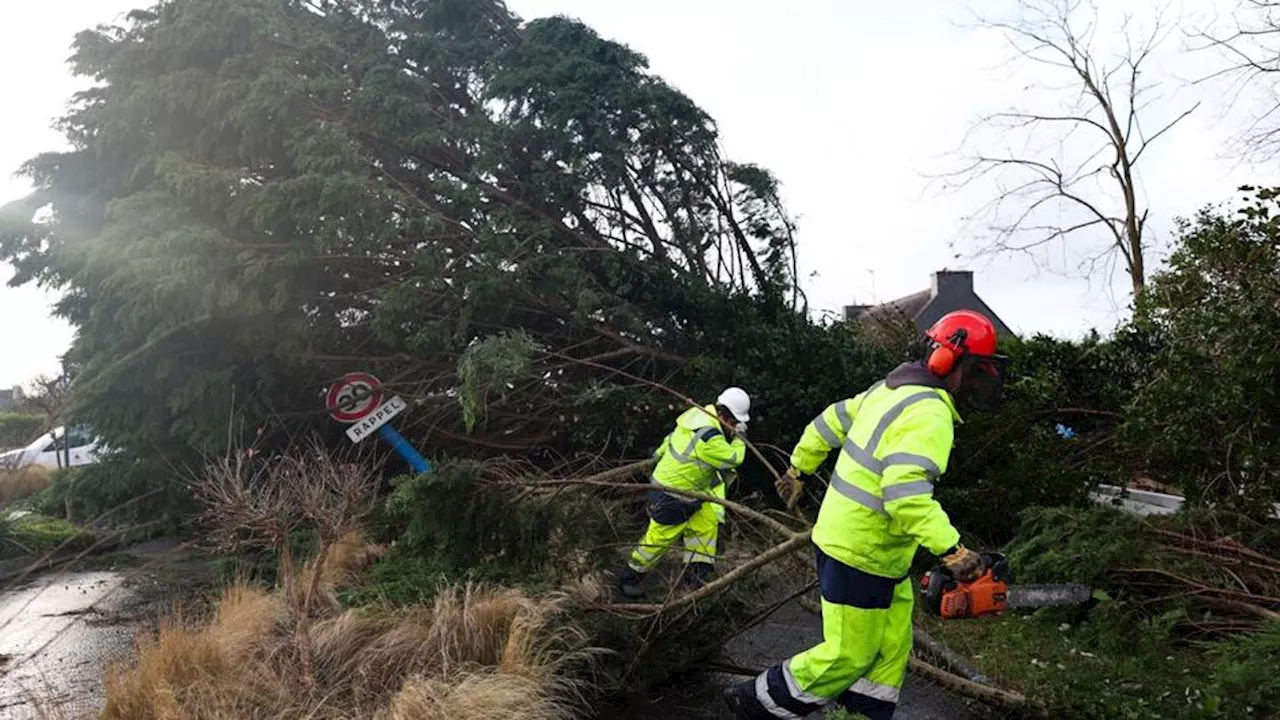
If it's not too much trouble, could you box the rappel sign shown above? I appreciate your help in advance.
[325,372,429,473]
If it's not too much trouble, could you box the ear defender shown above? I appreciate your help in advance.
[927,343,958,376]
[926,328,969,377]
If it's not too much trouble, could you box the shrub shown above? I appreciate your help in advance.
[378,459,625,588]
[0,412,45,450]
[32,456,193,537]
[1122,187,1280,516]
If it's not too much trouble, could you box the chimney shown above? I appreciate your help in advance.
[930,269,973,298]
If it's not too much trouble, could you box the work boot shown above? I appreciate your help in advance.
[722,679,768,719]
[683,561,715,589]
[616,566,646,599]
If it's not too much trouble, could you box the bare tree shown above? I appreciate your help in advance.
[1191,1,1280,158]
[191,439,382,678]
[941,0,1198,299]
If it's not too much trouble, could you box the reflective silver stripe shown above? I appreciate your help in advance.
[880,451,941,478]
[830,469,887,514]
[633,546,660,561]
[835,389,944,479]
[754,673,802,719]
[882,480,935,502]
[848,678,900,704]
[683,535,716,551]
[665,425,720,469]
[782,659,828,705]
[865,390,942,450]
[842,436,883,474]
[833,399,855,433]
[812,414,842,448]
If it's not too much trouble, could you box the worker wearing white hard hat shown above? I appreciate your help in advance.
[616,387,750,599]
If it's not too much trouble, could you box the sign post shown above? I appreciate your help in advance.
[325,372,429,473]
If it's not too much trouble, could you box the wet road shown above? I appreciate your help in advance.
[723,600,987,720]
[0,545,988,719]
[0,570,137,719]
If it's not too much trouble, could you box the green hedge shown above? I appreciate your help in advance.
[0,413,45,451]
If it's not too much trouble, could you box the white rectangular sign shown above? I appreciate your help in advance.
[345,395,407,443]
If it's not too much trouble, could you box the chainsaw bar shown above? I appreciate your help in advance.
[1005,583,1093,608]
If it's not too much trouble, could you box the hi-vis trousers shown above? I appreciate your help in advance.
[626,484,724,572]
[750,547,913,720]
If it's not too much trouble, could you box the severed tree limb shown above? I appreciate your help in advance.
[528,476,805,540]
[908,657,1037,713]
[1196,595,1280,622]
[912,626,994,686]
[544,349,786,485]
[602,531,813,616]
[574,458,657,485]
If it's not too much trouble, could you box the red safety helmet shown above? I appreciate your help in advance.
[924,310,1000,375]
[924,310,1008,412]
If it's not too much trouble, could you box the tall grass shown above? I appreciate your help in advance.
[93,535,598,719]
[0,464,51,505]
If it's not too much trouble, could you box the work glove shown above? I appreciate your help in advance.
[940,544,986,583]
[774,466,804,510]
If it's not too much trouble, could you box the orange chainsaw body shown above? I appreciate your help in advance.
[920,552,1012,619]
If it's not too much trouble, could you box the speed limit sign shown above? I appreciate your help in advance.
[325,372,384,424]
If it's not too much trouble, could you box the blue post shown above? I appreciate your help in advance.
[377,424,430,473]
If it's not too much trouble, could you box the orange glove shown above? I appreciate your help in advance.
[774,466,803,510]
[941,544,985,582]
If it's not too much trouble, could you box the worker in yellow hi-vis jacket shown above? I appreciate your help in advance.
[616,387,750,599]
[723,311,1008,720]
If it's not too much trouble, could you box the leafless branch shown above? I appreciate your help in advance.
[1188,0,1280,158]
[936,0,1197,299]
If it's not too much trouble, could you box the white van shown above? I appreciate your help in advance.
[0,425,102,470]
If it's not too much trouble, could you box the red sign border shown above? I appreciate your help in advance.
[326,372,384,423]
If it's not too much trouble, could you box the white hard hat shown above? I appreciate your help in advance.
[716,387,751,423]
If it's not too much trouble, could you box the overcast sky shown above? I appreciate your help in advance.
[2,0,1277,389]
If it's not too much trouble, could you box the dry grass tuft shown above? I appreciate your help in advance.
[312,530,389,592]
[561,572,609,607]
[94,577,595,720]
[0,464,51,505]
[382,671,570,720]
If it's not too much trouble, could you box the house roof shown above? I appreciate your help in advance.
[854,289,932,326]
[847,271,1015,338]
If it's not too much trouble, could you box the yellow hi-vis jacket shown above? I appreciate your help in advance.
[652,404,746,496]
[792,363,963,579]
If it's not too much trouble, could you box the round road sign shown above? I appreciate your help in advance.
[326,372,384,424]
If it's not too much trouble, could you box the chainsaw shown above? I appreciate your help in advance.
[920,552,1093,619]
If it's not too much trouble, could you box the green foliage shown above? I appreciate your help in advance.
[0,0,805,476]
[455,331,539,432]
[0,513,93,561]
[919,605,1216,719]
[336,548,455,607]
[0,514,18,558]
[1199,622,1280,716]
[940,332,1148,545]
[378,459,620,586]
[0,413,45,450]
[32,457,194,536]
[1004,505,1149,587]
[1123,186,1280,515]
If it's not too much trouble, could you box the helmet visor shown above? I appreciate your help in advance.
[956,353,1008,413]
